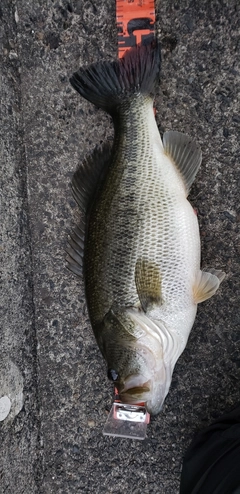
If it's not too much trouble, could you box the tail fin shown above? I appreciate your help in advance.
[70,42,161,115]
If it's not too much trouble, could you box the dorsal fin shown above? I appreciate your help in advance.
[163,130,202,195]
[66,225,85,276]
[71,142,112,215]
[66,143,112,277]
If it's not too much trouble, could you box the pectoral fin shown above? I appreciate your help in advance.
[193,269,225,303]
[135,259,162,312]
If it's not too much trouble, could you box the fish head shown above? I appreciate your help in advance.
[101,308,176,415]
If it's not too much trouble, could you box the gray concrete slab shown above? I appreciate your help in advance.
[0,3,40,492]
[1,0,239,493]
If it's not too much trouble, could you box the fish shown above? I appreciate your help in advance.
[66,42,225,415]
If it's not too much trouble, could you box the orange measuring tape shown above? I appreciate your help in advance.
[115,3,156,410]
[116,0,156,58]
[103,2,156,439]
[103,0,157,438]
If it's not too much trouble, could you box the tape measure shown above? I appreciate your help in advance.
[116,0,156,58]
[103,0,156,439]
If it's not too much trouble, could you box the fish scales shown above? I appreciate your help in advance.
[67,43,225,414]
[85,96,200,325]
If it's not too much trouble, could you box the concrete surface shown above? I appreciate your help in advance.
[0,0,239,493]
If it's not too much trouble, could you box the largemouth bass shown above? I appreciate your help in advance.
[67,43,225,415]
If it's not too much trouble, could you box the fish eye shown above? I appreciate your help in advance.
[107,369,119,382]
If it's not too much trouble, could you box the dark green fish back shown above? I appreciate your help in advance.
[84,95,158,325]
[68,43,161,326]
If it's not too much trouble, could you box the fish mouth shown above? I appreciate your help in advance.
[117,377,152,405]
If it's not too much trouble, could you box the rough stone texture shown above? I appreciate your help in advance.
[0,2,40,493]
[0,0,239,493]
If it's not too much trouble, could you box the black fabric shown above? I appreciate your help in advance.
[180,403,240,494]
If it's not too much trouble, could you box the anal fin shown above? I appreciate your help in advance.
[163,130,202,195]
[193,268,225,304]
[135,259,162,312]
